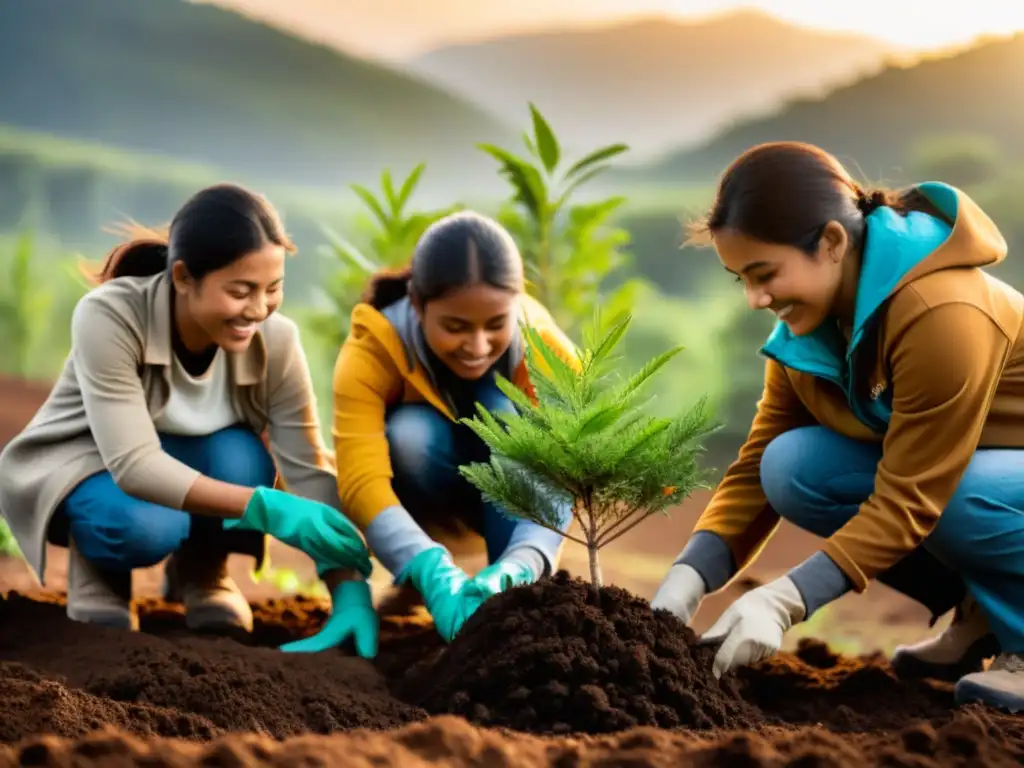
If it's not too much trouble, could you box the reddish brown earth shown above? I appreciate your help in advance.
[4,377,1022,766]
[1,575,1023,767]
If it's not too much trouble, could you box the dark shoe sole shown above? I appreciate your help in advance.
[66,608,138,632]
[891,633,1001,683]
[184,603,253,633]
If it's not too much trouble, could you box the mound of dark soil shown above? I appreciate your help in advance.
[407,571,760,734]
[738,637,954,731]
[0,591,424,743]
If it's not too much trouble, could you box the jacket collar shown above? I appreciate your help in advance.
[142,272,266,386]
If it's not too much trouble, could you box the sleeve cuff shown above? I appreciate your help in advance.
[363,505,437,577]
[787,550,854,618]
[675,530,736,593]
[498,545,548,578]
[504,518,569,576]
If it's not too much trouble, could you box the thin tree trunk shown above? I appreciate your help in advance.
[588,544,603,592]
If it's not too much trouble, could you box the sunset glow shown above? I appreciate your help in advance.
[207,0,1024,59]
[649,0,1024,49]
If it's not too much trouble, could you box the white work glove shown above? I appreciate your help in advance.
[650,563,707,625]
[700,575,806,679]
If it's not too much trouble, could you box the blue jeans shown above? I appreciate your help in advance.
[57,426,276,571]
[385,379,572,567]
[762,425,1024,652]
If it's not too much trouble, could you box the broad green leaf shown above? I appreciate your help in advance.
[320,225,379,273]
[349,184,391,231]
[555,165,611,210]
[381,168,398,214]
[529,103,560,174]
[396,163,426,211]
[564,143,629,180]
[522,131,538,158]
[478,144,547,218]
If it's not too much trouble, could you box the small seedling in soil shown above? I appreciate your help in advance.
[459,311,718,592]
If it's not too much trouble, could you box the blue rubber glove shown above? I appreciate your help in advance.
[396,546,486,642]
[225,487,373,579]
[469,546,543,598]
[279,580,378,658]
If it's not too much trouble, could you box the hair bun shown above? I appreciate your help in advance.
[857,189,888,216]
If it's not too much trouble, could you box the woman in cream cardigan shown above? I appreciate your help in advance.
[0,183,376,657]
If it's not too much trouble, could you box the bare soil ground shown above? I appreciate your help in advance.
[4,374,1013,766]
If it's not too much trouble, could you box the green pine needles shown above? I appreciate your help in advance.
[459,312,718,593]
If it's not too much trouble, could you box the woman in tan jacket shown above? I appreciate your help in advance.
[651,141,1024,713]
[0,183,376,657]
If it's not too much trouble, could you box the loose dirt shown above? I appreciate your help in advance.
[2,572,1024,767]
[408,571,759,733]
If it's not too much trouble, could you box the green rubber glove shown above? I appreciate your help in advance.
[225,487,372,579]
[470,558,537,598]
[396,546,486,642]
[279,580,378,658]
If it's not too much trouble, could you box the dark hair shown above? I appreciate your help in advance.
[88,183,295,284]
[361,210,524,309]
[688,141,953,254]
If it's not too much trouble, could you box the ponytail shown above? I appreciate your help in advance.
[361,266,412,309]
[856,186,956,227]
[83,223,170,286]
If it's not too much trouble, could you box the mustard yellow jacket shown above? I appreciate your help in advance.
[331,293,578,531]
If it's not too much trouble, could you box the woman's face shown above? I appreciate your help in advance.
[172,243,286,353]
[417,283,519,380]
[714,224,848,337]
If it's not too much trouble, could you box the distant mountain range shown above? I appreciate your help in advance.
[0,0,511,196]
[635,32,1024,183]
[406,11,906,158]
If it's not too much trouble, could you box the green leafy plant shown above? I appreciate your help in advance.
[458,312,717,593]
[308,164,462,350]
[479,104,647,339]
[0,518,19,558]
[0,231,53,377]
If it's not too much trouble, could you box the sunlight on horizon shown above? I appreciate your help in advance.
[204,0,1024,59]
[648,0,1024,49]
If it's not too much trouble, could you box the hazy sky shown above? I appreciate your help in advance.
[206,0,1024,60]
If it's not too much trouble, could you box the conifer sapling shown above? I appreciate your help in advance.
[459,312,717,594]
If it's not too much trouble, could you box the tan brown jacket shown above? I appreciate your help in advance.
[693,184,1024,591]
[0,272,337,584]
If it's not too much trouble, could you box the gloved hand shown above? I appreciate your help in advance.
[279,579,378,658]
[700,575,806,678]
[650,563,707,625]
[225,487,373,579]
[469,546,541,599]
[396,546,485,642]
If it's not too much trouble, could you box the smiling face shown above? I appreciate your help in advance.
[714,223,851,336]
[171,242,287,353]
[417,282,519,380]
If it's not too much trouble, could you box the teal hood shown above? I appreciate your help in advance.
[759,181,960,429]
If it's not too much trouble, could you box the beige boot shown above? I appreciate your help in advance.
[890,595,1000,681]
[163,550,253,632]
[66,539,136,630]
[956,653,1024,713]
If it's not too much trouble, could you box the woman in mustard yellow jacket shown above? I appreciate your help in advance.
[651,141,1024,713]
[331,210,576,641]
